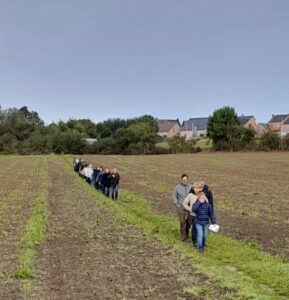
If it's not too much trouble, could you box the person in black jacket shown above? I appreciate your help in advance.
[101,168,111,197]
[110,168,120,200]
[192,192,216,252]
[190,177,214,211]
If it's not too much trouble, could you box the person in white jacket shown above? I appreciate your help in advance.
[85,164,94,184]
[183,181,203,246]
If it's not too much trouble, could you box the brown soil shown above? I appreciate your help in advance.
[0,157,46,298]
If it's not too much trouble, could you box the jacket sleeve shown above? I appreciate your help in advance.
[208,204,216,224]
[183,194,191,211]
[207,189,214,211]
[173,187,179,207]
[192,200,201,213]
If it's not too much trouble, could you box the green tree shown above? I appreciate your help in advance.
[207,106,242,151]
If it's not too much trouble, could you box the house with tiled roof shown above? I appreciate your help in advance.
[238,115,270,137]
[255,123,268,137]
[268,114,289,136]
[180,117,208,140]
[282,118,289,136]
[238,115,256,128]
[157,119,181,138]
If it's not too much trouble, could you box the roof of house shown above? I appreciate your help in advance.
[238,115,254,126]
[157,119,181,132]
[181,117,209,131]
[258,123,269,129]
[268,114,289,123]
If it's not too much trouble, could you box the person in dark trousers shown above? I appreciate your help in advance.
[95,166,103,190]
[101,168,111,197]
[110,168,120,200]
[173,174,193,242]
[192,192,216,252]
[190,177,214,211]
[183,181,203,247]
[91,166,98,189]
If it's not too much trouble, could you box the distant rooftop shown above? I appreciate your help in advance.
[181,117,208,131]
[157,119,180,132]
[268,114,289,123]
[238,115,254,126]
[259,123,269,129]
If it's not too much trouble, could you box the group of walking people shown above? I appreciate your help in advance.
[73,157,215,252]
[73,158,121,200]
[173,175,216,252]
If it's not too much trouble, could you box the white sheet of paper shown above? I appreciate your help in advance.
[209,224,220,232]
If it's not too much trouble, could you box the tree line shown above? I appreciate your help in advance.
[0,105,288,155]
[0,106,160,154]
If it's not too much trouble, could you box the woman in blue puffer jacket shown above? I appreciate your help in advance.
[192,192,216,252]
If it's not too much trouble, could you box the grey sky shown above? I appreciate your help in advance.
[0,0,288,124]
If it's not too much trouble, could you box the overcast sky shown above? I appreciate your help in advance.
[0,0,288,124]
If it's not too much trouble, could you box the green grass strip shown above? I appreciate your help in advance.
[61,155,289,300]
[14,159,48,279]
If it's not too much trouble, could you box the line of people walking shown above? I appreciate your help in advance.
[73,158,121,200]
[73,157,215,252]
[173,175,216,253]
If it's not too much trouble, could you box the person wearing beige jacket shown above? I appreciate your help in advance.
[183,181,203,246]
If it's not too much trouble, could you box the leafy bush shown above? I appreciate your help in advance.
[260,132,281,150]
[282,134,289,150]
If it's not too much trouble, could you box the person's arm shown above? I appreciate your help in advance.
[183,194,191,211]
[192,200,201,213]
[209,204,216,224]
[173,186,179,207]
[208,188,214,211]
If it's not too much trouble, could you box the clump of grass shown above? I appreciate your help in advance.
[61,155,289,299]
[13,163,48,279]
[184,286,213,298]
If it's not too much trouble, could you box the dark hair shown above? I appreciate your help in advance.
[181,174,188,179]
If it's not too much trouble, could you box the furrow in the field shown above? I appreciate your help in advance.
[0,157,46,276]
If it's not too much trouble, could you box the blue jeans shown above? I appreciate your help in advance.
[91,173,97,188]
[111,184,119,200]
[196,223,209,250]
[103,186,110,197]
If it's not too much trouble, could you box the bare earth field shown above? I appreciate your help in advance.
[1,153,289,299]
[81,152,289,257]
[0,156,231,300]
